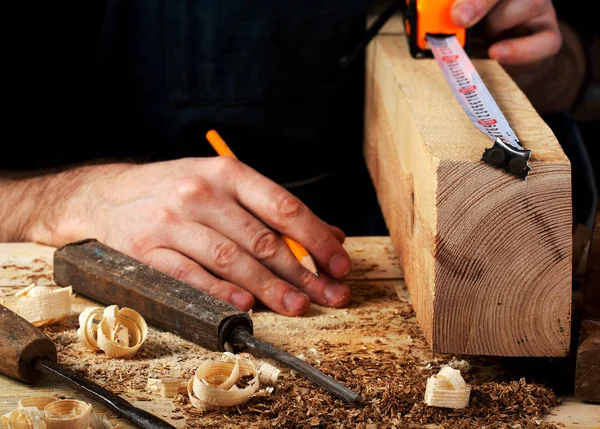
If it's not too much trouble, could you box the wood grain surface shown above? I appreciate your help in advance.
[0,238,598,428]
[364,15,572,357]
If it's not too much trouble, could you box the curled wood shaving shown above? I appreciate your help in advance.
[76,307,104,351]
[2,407,46,429]
[77,305,148,358]
[1,398,94,429]
[424,365,471,409]
[187,352,259,410]
[147,378,187,398]
[14,284,72,327]
[17,397,56,411]
[43,399,91,429]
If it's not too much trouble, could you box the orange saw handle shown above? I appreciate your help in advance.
[404,0,471,58]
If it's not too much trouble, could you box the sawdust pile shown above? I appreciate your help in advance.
[174,344,562,429]
[38,289,564,429]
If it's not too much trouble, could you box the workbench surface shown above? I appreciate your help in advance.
[0,237,598,428]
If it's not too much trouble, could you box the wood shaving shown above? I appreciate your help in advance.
[17,398,56,411]
[147,378,187,398]
[44,400,91,429]
[76,307,104,352]
[255,361,281,386]
[77,305,147,358]
[14,284,72,327]
[187,352,260,410]
[424,366,471,409]
[0,398,115,429]
[2,407,46,429]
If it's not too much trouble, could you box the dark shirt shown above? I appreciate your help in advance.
[6,0,388,235]
[9,1,364,172]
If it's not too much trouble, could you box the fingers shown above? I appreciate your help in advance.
[452,0,554,32]
[230,163,352,279]
[452,0,501,28]
[274,264,351,308]
[325,223,346,244]
[451,0,561,66]
[481,0,547,37]
[488,27,561,65]
[143,247,255,311]
[197,202,350,307]
[167,221,312,316]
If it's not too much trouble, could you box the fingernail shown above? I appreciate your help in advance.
[231,291,253,310]
[284,290,309,313]
[455,3,475,26]
[328,254,351,278]
[324,283,349,305]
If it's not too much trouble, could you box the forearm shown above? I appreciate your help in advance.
[0,173,45,242]
[0,164,124,244]
[0,169,82,243]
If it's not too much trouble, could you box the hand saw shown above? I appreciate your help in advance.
[340,0,532,179]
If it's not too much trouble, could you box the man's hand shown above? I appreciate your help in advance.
[450,0,587,114]
[451,0,562,66]
[1,158,353,316]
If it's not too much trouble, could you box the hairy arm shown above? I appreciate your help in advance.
[0,164,125,244]
[0,158,351,316]
[0,171,67,243]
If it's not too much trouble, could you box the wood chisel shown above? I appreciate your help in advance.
[53,239,363,404]
[0,304,175,429]
[340,0,532,179]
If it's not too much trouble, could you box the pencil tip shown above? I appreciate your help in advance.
[314,271,319,277]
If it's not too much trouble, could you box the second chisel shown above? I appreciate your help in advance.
[0,304,175,429]
[53,239,362,404]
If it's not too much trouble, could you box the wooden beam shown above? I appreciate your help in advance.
[364,25,573,356]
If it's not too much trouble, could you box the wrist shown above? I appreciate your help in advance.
[4,163,131,246]
[26,168,90,245]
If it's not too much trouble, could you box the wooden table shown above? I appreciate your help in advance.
[0,237,598,428]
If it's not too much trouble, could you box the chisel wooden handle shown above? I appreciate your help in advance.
[0,304,57,383]
[53,239,253,352]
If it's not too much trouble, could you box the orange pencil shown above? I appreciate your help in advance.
[205,129,319,277]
